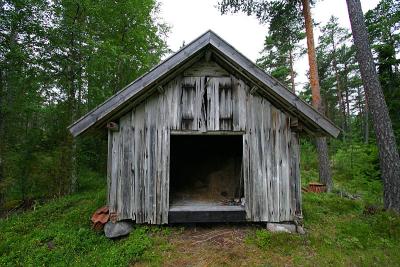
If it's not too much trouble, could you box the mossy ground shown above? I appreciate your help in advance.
[1,172,399,266]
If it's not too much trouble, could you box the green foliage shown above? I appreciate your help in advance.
[248,192,400,266]
[0,169,399,266]
[300,139,382,203]
[252,229,271,249]
[315,16,363,141]
[0,188,154,266]
[299,140,319,185]
[256,1,305,90]
[365,0,400,145]
[332,143,381,200]
[0,0,169,209]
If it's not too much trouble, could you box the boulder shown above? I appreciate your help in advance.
[104,220,133,238]
[296,226,306,235]
[266,223,297,233]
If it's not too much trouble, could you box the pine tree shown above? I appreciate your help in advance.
[0,0,169,208]
[219,0,334,190]
[346,0,400,212]
[300,0,333,191]
[365,0,400,145]
[256,1,305,92]
[318,17,350,136]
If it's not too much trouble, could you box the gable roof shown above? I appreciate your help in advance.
[68,30,340,138]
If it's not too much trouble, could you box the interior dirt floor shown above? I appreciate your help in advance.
[170,135,243,208]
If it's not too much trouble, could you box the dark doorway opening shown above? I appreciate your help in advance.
[169,134,244,210]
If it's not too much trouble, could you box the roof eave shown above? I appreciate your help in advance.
[69,30,340,139]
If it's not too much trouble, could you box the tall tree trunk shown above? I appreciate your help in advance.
[343,64,351,140]
[331,37,347,137]
[0,70,4,209]
[301,0,333,191]
[66,4,82,194]
[66,62,78,194]
[289,47,296,93]
[346,0,400,212]
[356,85,368,143]
[364,102,369,144]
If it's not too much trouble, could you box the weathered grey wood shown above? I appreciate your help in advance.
[169,209,246,223]
[102,40,326,224]
[120,114,131,219]
[169,203,245,212]
[207,31,339,137]
[184,58,230,77]
[108,131,118,216]
[107,130,112,209]
[68,30,339,138]
[68,32,212,137]
[162,126,170,224]
[280,114,290,221]
[242,133,251,220]
[107,68,302,224]
[170,130,244,135]
[292,132,302,217]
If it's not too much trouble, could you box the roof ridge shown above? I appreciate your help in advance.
[69,30,339,138]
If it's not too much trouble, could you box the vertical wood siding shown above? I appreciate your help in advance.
[108,61,302,224]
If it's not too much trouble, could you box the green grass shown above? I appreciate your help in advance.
[0,168,171,267]
[0,189,159,266]
[1,172,400,266]
[248,193,400,266]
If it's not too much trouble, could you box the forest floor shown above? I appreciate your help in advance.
[1,174,400,266]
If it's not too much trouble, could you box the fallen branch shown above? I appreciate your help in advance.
[192,231,232,245]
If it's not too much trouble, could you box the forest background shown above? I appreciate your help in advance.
[0,0,399,216]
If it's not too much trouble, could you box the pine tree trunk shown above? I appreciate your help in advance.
[331,41,347,137]
[357,85,369,143]
[66,62,78,194]
[343,64,352,140]
[301,0,333,191]
[364,103,369,144]
[316,137,333,189]
[0,70,4,208]
[346,0,400,212]
[66,4,82,194]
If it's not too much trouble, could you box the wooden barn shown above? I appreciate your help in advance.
[69,31,339,225]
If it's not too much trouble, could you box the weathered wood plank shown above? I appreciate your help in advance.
[170,130,244,135]
[134,105,146,223]
[242,133,251,220]
[208,32,340,137]
[106,58,303,224]
[120,113,131,219]
[162,127,170,224]
[70,30,339,139]
[292,132,302,218]
[109,131,119,215]
[129,110,138,220]
[183,58,230,77]
[279,113,290,221]
[107,129,112,211]
[271,106,280,222]
[169,209,246,223]
[69,32,212,137]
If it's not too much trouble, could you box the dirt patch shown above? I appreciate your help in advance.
[148,224,267,266]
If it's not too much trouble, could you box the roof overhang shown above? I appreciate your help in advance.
[68,30,340,138]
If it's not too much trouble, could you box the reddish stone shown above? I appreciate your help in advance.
[91,206,110,230]
[307,182,327,193]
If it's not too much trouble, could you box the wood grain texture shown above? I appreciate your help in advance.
[107,60,301,224]
[68,30,339,138]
